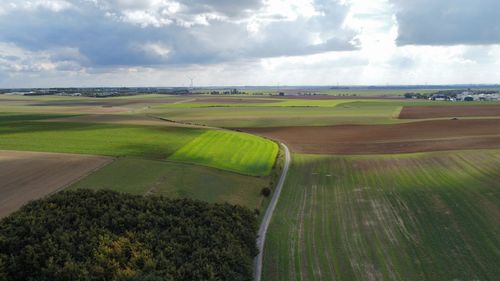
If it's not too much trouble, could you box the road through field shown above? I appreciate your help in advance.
[254,143,291,281]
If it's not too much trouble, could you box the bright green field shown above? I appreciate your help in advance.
[70,158,270,210]
[263,151,500,281]
[169,130,278,176]
[0,121,202,159]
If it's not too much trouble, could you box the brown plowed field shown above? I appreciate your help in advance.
[243,119,500,154]
[0,151,112,218]
[399,105,500,119]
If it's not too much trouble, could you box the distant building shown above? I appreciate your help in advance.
[431,95,450,101]
[457,92,500,101]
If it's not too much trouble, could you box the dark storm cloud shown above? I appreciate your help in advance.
[392,0,500,45]
[0,0,357,70]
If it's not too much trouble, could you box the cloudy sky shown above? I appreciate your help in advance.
[0,0,499,87]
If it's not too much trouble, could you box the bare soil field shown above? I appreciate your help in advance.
[399,105,500,119]
[0,150,112,218]
[243,119,500,154]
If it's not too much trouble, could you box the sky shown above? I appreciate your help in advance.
[0,0,499,87]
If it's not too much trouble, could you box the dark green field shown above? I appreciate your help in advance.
[70,158,270,210]
[263,151,500,280]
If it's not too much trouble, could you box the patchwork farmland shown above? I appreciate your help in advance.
[3,3,500,279]
[0,93,499,280]
[0,106,281,218]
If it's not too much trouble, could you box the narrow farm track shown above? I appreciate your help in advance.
[254,143,291,281]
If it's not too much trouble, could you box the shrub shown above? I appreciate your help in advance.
[261,187,272,197]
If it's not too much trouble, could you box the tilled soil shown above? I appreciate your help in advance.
[0,150,112,218]
[242,119,500,154]
[399,105,500,119]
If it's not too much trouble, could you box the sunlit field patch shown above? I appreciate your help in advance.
[169,130,278,176]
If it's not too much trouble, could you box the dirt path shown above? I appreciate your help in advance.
[254,143,291,281]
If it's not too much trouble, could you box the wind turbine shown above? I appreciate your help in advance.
[187,76,194,90]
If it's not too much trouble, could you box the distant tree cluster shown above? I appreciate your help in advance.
[0,190,258,281]
[208,89,242,95]
[404,92,430,99]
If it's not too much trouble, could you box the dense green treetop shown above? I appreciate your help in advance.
[0,190,258,281]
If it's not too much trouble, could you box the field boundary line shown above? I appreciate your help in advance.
[254,143,291,281]
[53,157,116,195]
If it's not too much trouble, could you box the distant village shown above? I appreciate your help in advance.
[405,90,500,101]
[0,87,258,97]
[0,87,193,97]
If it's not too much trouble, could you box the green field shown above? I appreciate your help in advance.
[0,121,202,159]
[151,103,403,128]
[0,112,78,122]
[157,99,351,109]
[169,130,278,176]
[263,151,500,281]
[240,88,442,97]
[70,158,270,210]
[0,114,278,176]
[150,99,500,128]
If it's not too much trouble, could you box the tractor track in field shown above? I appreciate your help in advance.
[254,143,291,281]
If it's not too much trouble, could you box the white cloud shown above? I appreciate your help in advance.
[142,42,171,57]
[0,0,499,86]
[3,0,74,12]
[0,42,85,74]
